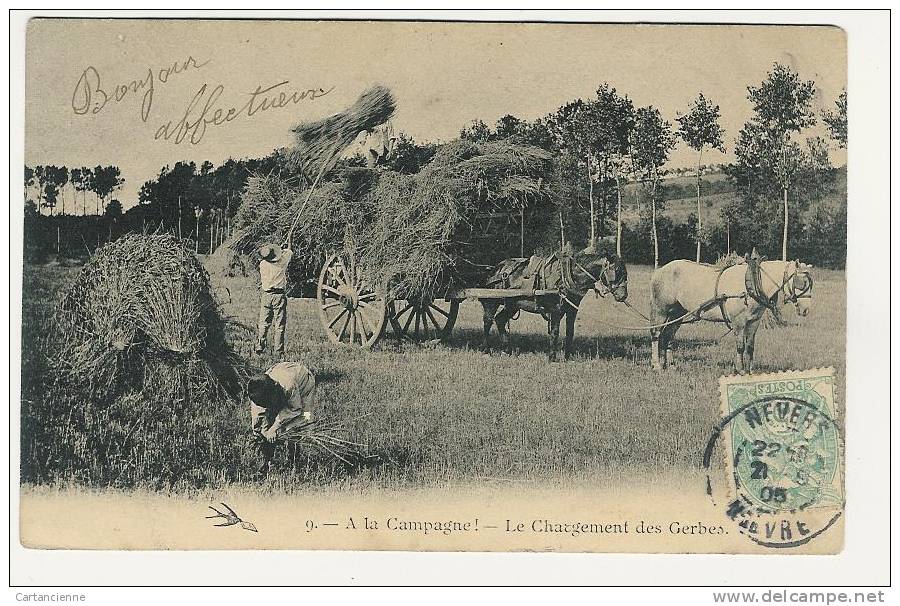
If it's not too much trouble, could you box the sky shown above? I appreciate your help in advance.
[25,19,846,210]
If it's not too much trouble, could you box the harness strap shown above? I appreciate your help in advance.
[745,259,779,311]
[713,266,733,331]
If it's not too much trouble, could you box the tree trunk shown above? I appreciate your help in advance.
[178,195,183,240]
[726,220,731,254]
[615,173,623,258]
[782,185,789,261]
[586,158,595,246]
[651,164,659,269]
[781,136,789,261]
[695,146,703,263]
[559,210,566,249]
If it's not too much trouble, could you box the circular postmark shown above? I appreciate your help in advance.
[703,392,844,549]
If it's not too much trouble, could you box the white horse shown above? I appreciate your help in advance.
[649,259,813,373]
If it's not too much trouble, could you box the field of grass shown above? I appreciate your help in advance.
[20,259,845,493]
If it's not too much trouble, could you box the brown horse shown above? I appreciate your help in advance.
[479,245,628,361]
[649,258,813,373]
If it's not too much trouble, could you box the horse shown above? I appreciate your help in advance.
[648,258,813,373]
[479,245,628,361]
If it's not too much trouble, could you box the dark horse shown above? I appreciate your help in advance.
[479,245,628,360]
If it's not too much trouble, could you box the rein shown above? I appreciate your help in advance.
[587,260,811,333]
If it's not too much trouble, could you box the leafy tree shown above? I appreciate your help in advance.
[92,165,125,215]
[105,199,123,218]
[591,83,634,256]
[79,167,95,214]
[747,63,817,260]
[42,181,59,216]
[823,88,847,149]
[69,168,83,215]
[677,92,725,262]
[494,115,527,140]
[51,166,69,215]
[381,133,436,174]
[630,106,675,268]
[460,119,493,143]
[549,99,606,245]
[520,117,557,151]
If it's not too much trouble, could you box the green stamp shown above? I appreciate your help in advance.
[704,368,844,549]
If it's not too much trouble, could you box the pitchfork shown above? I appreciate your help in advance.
[206,502,258,532]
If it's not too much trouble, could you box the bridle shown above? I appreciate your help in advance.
[572,256,622,298]
[758,260,813,310]
[782,262,814,306]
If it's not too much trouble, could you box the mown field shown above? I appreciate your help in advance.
[20,260,845,493]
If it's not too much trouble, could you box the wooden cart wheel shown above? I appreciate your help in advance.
[389,298,459,342]
[317,252,388,348]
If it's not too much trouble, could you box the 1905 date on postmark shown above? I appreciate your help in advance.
[704,368,844,549]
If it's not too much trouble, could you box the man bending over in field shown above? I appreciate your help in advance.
[247,361,318,474]
[255,243,293,357]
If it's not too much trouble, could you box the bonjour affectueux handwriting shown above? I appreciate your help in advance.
[71,55,210,123]
[71,56,335,145]
[154,80,334,145]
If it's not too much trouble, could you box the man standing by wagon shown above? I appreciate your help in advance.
[255,243,293,357]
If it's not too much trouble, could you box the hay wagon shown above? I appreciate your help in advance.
[231,136,556,349]
[316,205,557,349]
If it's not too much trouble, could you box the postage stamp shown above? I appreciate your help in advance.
[705,369,844,549]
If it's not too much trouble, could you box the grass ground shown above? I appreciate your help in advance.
[20,260,845,493]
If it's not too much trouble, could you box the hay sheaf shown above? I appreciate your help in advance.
[49,234,246,404]
[288,85,397,177]
[228,139,553,300]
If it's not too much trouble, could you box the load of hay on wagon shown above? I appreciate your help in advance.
[227,137,555,301]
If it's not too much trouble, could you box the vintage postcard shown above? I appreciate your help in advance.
[18,16,857,561]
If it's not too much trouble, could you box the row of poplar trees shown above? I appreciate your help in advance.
[461,62,847,266]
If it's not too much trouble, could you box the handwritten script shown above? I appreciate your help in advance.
[71,56,334,145]
[154,81,334,145]
[72,56,210,123]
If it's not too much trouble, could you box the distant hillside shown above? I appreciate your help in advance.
[619,166,846,227]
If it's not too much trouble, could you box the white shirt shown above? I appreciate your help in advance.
[250,361,316,440]
[259,249,293,292]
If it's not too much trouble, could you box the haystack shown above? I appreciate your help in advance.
[227,139,553,300]
[49,233,245,404]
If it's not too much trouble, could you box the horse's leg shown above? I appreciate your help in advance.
[548,313,562,362]
[733,318,748,374]
[564,307,577,360]
[649,292,669,371]
[495,303,515,352]
[651,335,661,370]
[652,310,677,371]
[745,318,762,374]
[480,300,498,351]
[662,319,683,369]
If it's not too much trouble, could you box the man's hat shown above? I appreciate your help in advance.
[258,244,281,262]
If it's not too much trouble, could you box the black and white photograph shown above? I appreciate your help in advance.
[9,10,891,589]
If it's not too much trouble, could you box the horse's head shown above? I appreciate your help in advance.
[785,260,814,317]
[575,247,628,302]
